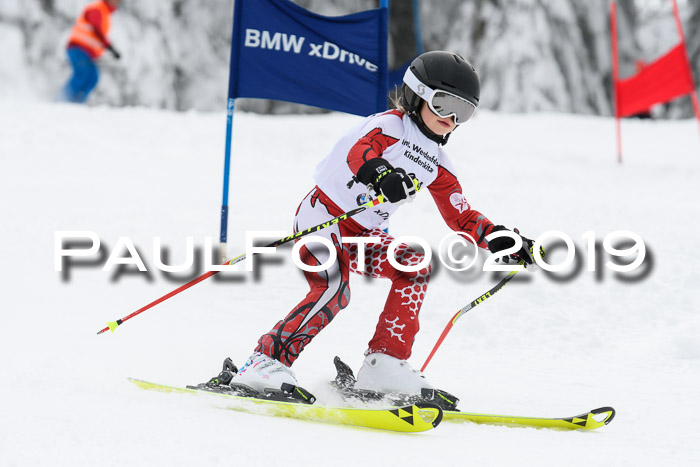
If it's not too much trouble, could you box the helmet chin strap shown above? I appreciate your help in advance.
[408,111,451,146]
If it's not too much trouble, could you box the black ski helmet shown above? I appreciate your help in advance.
[400,51,480,116]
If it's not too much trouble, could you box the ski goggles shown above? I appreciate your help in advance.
[403,68,477,124]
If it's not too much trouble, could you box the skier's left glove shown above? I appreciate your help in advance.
[487,225,544,270]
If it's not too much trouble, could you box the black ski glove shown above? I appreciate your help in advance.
[487,225,544,268]
[107,44,121,60]
[356,158,417,204]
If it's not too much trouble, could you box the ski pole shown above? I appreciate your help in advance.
[420,267,522,372]
[97,194,388,335]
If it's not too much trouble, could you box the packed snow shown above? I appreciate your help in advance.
[1,98,699,466]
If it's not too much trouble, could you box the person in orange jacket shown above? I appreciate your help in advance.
[61,0,121,103]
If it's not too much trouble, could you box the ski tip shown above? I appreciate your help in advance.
[107,321,119,333]
[564,406,616,430]
[592,406,616,426]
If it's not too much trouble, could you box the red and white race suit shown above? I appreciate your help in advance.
[255,110,495,366]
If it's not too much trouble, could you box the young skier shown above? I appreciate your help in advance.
[230,51,539,398]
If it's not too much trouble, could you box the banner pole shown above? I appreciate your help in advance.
[412,0,424,54]
[219,97,235,263]
[379,0,390,112]
[690,90,700,139]
[671,0,686,45]
[671,0,700,140]
[219,0,244,263]
[610,1,622,163]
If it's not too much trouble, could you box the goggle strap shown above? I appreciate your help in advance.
[403,68,436,100]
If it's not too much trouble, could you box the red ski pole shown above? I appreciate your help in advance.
[97,195,388,335]
[421,268,521,372]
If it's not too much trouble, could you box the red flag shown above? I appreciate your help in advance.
[610,0,700,163]
[616,43,695,117]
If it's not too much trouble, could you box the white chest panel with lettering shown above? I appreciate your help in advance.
[314,111,444,230]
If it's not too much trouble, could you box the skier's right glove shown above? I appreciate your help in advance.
[107,44,121,60]
[356,158,418,204]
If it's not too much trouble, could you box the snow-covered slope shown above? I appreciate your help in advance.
[1,98,699,466]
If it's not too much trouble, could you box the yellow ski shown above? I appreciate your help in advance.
[443,406,615,430]
[128,378,442,433]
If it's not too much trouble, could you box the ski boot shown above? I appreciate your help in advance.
[189,356,316,404]
[332,356,459,411]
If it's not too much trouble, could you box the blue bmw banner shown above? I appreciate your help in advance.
[228,0,389,116]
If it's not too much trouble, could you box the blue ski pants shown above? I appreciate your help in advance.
[62,47,99,103]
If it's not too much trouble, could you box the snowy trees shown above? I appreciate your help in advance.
[0,0,696,117]
[422,0,612,114]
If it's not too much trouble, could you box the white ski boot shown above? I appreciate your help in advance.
[231,352,298,393]
[354,353,434,395]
